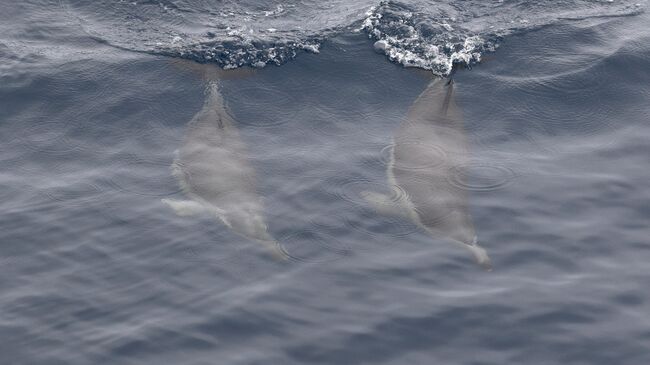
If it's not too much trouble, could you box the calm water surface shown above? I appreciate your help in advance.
[1,1,650,364]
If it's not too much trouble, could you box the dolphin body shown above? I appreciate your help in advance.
[162,81,286,259]
[363,78,491,270]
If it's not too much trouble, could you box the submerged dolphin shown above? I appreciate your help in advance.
[162,75,286,259]
[362,77,491,270]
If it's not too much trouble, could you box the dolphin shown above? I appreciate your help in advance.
[162,68,286,260]
[362,77,492,270]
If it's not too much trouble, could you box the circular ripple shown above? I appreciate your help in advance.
[379,141,448,170]
[308,103,387,139]
[276,231,350,264]
[325,177,420,238]
[308,105,361,138]
[308,211,419,252]
[257,141,340,179]
[345,211,420,239]
[224,86,299,128]
[447,163,517,192]
[106,155,182,197]
[334,178,408,207]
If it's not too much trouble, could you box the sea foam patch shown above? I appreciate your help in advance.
[360,1,488,75]
[59,0,645,73]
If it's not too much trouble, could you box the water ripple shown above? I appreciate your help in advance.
[105,154,181,197]
[447,163,517,192]
[277,231,350,264]
[41,182,106,206]
[14,119,83,155]
[379,141,448,170]
[224,85,299,128]
[325,177,420,238]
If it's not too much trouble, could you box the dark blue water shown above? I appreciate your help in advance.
[2,1,650,364]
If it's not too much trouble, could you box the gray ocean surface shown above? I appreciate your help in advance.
[1,1,650,364]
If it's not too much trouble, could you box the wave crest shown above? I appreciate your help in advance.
[157,38,322,69]
[60,0,645,74]
[361,1,489,75]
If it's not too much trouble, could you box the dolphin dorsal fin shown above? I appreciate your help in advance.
[406,78,458,122]
[440,80,454,116]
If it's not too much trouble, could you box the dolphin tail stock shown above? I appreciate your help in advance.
[464,236,492,271]
[257,239,291,262]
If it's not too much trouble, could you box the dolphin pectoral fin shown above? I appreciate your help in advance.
[161,198,207,217]
[360,190,409,219]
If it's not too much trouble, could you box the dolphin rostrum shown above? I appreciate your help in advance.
[362,77,492,270]
[162,78,286,259]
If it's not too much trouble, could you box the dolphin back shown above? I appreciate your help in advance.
[184,81,258,204]
[391,77,490,267]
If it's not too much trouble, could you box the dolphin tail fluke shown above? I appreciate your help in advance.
[466,236,492,271]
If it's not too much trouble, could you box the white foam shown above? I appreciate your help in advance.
[59,0,645,71]
[360,2,485,76]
